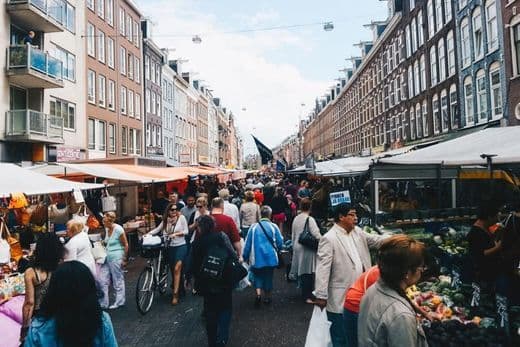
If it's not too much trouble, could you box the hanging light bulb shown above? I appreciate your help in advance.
[323,22,334,31]
[192,35,202,44]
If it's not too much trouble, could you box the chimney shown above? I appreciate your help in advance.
[169,60,179,73]
[193,80,199,90]
[213,98,220,106]
[141,19,152,39]
[182,72,190,83]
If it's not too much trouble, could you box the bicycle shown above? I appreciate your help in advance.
[135,239,169,315]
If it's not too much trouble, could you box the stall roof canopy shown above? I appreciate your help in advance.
[57,163,225,183]
[379,127,520,166]
[0,163,104,198]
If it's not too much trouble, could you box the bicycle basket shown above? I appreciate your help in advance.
[140,244,162,258]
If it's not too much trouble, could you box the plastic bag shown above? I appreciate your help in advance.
[91,241,107,264]
[235,263,251,291]
[304,306,332,347]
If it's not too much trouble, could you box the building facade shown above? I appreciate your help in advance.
[194,81,209,164]
[456,0,506,128]
[501,0,520,125]
[86,0,143,159]
[208,102,219,165]
[142,19,163,160]
[1,0,87,162]
[161,61,176,166]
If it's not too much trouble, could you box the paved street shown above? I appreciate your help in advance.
[109,257,313,346]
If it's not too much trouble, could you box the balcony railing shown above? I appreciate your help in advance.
[7,45,63,88]
[7,0,66,32]
[5,109,64,143]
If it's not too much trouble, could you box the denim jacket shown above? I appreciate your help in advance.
[24,311,118,347]
[243,219,284,269]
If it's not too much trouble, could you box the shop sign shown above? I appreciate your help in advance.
[56,146,81,162]
[329,190,351,207]
[180,153,190,165]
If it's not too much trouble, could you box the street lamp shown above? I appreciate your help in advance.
[192,35,202,44]
[323,22,334,31]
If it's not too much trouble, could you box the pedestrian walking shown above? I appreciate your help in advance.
[219,189,240,231]
[99,212,129,309]
[243,206,284,307]
[358,235,428,347]
[239,191,260,239]
[290,198,321,303]
[297,180,311,200]
[63,219,96,277]
[23,261,117,347]
[20,233,64,344]
[313,203,387,347]
[148,203,189,305]
[270,187,289,234]
[192,215,237,347]
[211,198,242,260]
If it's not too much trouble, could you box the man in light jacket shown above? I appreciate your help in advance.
[313,203,387,347]
[219,189,240,230]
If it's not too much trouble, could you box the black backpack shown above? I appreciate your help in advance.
[199,240,232,293]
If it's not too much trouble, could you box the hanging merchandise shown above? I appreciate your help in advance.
[0,220,22,262]
[8,193,28,209]
[48,204,69,224]
[86,214,101,230]
[72,204,89,232]
[101,189,117,213]
[30,202,47,226]
[72,188,85,203]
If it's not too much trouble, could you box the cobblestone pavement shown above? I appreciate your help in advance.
[109,257,313,347]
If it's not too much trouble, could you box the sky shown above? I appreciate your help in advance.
[136,0,389,155]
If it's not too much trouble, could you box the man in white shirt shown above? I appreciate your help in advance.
[63,219,96,277]
[219,189,240,230]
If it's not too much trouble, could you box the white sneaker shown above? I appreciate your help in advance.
[109,304,123,310]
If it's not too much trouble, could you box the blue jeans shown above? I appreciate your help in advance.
[343,309,358,347]
[327,311,347,347]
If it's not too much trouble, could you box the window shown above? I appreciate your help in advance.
[416,103,423,138]
[126,14,132,40]
[430,46,438,86]
[489,62,502,118]
[129,129,135,154]
[486,0,498,51]
[427,0,435,38]
[473,8,483,59]
[97,30,105,63]
[87,70,95,103]
[146,123,151,146]
[405,25,411,57]
[151,62,156,83]
[449,84,458,129]
[461,18,470,67]
[98,75,106,107]
[414,61,420,96]
[98,121,106,151]
[411,18,417,53]
[438,39,446,81]
[106,0,113,26]
[108,79,115,110]
[418,10,424,46]
[109,123,116,154]
[410,107,416,140]
[128,90,134,117]
[97,0,104,18]
[134,21,140,47]
[433,94,440,134]
[441,90,449,132]
[151,92,156,114]
[87,23,95,57]
[464,76,474,125]
[408,66,413,98]
[134,57,140,83]
[420,54,426,92]
[120,47,126,75]
[107,37,114,68]
[136,130,141,155]
[436,0,443,31]
[88,119,95,149]
[49,45,75,81]
[145,56,150,80]
[128,53,133,79]
[120,86,127,114]
[50,98,76,130]
[157,126,162,148]
[135,94,141,119]
[87,0,94,11]
[444,0,452,22]
[476,70,487,121]
[121,126,127,154]
[146,89,151,112]
[119,8,125,36]
[64,3,75,33]
[447,30,455,76]
[513,22,520,76]
[422,101,429,137]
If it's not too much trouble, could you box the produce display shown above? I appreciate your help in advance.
[424,320,508,347]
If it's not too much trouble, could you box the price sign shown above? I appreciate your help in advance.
[329,190,351,207]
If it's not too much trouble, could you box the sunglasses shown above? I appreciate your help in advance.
[169,208,177,212]
[196,205,203,208]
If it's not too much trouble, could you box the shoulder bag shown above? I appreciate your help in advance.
[298,217,319,251]
[258,221,284,269]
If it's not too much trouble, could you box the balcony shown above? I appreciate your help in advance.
[6,0,65,32]
[6,45,63,88]
[5,109,64,144]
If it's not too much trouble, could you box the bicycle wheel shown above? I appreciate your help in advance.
[136,266,155,315]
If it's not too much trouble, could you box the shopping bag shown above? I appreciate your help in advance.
[304,306,332,347]
[30,203,47,226]
[72,204,88,226]
[91,241,107,264]
[234,263,251,291]
[48,204,69,224]
[101,195,117,212]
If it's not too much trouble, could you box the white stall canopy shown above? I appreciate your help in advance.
[379,127,520,166]
[0,163,104,198]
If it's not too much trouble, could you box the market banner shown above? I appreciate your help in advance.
[276,159,286,172]
[252,135,273,164]
[329,190,351,207]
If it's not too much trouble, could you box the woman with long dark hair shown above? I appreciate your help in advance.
[358,235,428,347]
[20,233,64,343]
[24,261,117,347]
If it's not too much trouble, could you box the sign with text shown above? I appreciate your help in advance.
[56,146,81,162]
[329,190,351,207]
